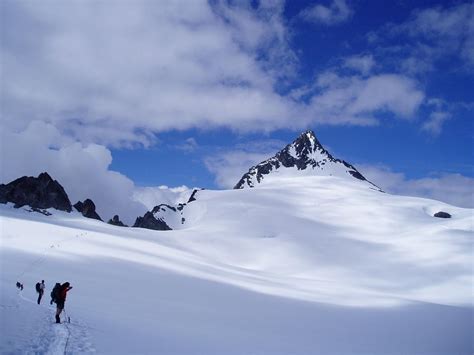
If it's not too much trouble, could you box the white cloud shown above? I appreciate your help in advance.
[174,138,199,153]
[1,0,435,146]
[1,0,461,216]
[0,121,147,224]
[0,120,202,222]
[205,150,275,189]
[300,0,352,25]
[348,75,424,117]
[358,165,474,208]
[343,55,375,75]
[133,185,194,210]
[204,137,288,188]
[1,0,303,146]
[385,2,474,72]
[422,111,451,136]
[308,72,425,124]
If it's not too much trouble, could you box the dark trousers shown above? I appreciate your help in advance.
[37,290,43,304]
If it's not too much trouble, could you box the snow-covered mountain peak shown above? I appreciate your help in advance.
[234,130,381,190]
[284,129,328,161]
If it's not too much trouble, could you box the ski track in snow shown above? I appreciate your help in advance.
[16,291,96,354]
[2,229,96,355]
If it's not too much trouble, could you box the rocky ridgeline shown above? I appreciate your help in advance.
[133,189,202,231]
[0,172,72,212]
[0,171,203,232]
[0,172,124,223]
[133,204,182,231]
[1,137,453,234]
[133,211,172,230]
[234,130,380,190]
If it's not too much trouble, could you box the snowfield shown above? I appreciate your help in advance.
[1,176,473,354]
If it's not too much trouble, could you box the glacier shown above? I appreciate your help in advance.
[1,173,472,354]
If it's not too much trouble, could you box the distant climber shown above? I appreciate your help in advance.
[35,280,45,304]
[16,282,23,290]
[50,282,61,305]
[55,282,73,324]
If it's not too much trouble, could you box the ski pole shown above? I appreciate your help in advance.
[64,308,71,323]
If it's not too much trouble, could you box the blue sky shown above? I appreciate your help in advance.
[108,0,473,187]
[1,0,473,219]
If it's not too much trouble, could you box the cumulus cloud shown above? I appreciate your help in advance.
[1,0,436,144]
[133,185,194,210]
[300,0,352,25]
[1,0,303,145]
[358,165,474,208]
[0,121,147,224]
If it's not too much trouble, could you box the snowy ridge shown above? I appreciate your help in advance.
[151,203,186,229]
[234,130,381,191]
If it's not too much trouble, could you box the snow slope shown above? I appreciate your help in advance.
[1,176,473,354]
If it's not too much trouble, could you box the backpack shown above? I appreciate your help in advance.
[35,282,41,293]
[51,283,61,303]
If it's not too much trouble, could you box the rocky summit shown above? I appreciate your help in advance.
[108,215,128,227]
[0,172,72,212]
[234,130,381,191]
[133,206,173,231]
[74,199,102,221]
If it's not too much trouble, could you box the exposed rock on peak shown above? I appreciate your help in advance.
[108,215,128,227]
[133,210,172,231]
[234,130,381,191]
[74,199,102,221]
[0,172,72,212]
[187,189,202,203]
[132,202,190,231]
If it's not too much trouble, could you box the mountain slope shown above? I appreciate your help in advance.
[1,174,472,354]
[234,130,381,191]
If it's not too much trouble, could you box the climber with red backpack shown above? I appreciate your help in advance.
[55,282,73,323]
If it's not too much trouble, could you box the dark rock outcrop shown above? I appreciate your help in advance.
[132,202,188,231]
[153,204,176,213]
[434,211,451,218]
[133,211,172,231]
[187,189,201,203]
[234,130,382,191]
[74,199,102,221]
[0,172,72,212]
[108,215,127,227]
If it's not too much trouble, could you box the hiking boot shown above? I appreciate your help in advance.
[55,315,60,324]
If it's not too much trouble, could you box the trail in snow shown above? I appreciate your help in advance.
[16,290,95,354]
[16,231,89,281]
[2,227,95,354]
